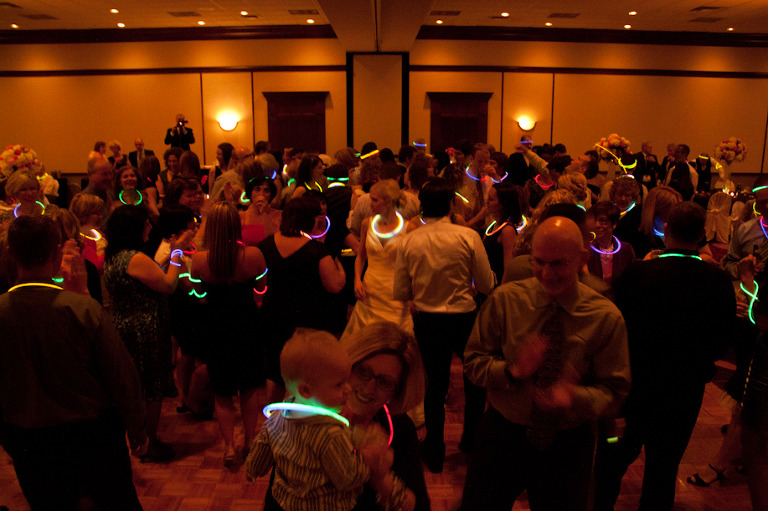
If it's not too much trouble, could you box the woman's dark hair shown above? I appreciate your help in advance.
[280,196,321,237]
[245,173,277,201]
[163,147,183,166]
[587,201,621,227]
[105,205,150,260]
[157,204,195,239]
[440,163,463,190]
[668,163,694,200]
[164,178,201,206]
[238,157,265,187]
[297,155,322,186]
[93,141,106,152]
[138,155,161,188]
[490,151,509,174]
[420,177,455,218]
[493,183,523,224]
[179,151,202,181]
[583,151,600,179]
[408,153,430,191]
[113,165,142,196]
[218,142,234,168]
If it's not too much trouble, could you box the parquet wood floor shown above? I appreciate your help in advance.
[0,358,753,510]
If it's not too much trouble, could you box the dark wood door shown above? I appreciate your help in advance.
[263,92,328,153]
[427,92,493,153]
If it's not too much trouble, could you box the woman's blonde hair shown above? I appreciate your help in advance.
[108,139,121,151]
[557,172,588,203]
[203,202,242,280]
[5,170,40,200]
[69,192,104,223]
[370,179,405,210]
[341,321,426,415]
[639,185,682,235]
[513,189,576,256]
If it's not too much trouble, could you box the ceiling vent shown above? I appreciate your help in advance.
[691,5,722,11]
[548,12,580,19]
[168,11,200,17]
[241,13,259,18]
[0,2,21,8]
[20,13,56,20]
[689,17,724,22]
[430,10,461,16]
[288,9,318,15]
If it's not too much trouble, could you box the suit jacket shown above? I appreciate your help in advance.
[128,149,155,168]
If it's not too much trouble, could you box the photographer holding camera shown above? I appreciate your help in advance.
[164,113,195,151]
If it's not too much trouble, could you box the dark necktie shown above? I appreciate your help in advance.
[527,304,566,449]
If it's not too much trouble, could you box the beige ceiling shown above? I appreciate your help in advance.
[1,0,766,51]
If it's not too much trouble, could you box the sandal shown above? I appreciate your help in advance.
[687,464,726,487]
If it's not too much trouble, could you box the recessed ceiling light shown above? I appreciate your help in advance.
[545,22,552,26]
[727,27,734,31]
[240,10,248,16]
[117,22,125,28]
[436,19,444,24]
[10,23,18,29]
[198,20,205,25]
[306,18,315,24]
[110,8,119,14]
[629,11,637,16]
[624,24,631,29]
[501,12,509,17]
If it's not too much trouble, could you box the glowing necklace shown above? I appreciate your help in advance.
[465,167,485,182]
[263,402,349,427]
[383,404,394,446]
[516,215,528,233]
[741,280,760,325]
[304,181,323,192]
[119,189,143,206]
[240,191,251,205]
[619,201,636,218]
[485,220,509,237]
[591,236,621,255]
[13,201,45,218]
[760,217,768,240]
[80,228,102,242]
[534,174,553,189]
[658,253,703,261]
[182,242,197,256]
[491,172,509,184]
[371,212,404,239]
[301,215,331,239]
[253,267,268,295]
[328,182,346,188]
[8,282,63,292]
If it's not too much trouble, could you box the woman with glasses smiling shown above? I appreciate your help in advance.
[342,321,429,511]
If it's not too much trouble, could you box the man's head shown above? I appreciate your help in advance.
[674,144,690,162]
[666,143,676,157]
[134,138,144,152]
[665,202,706,247]
[553,143,567,157]
[419,177,455,218]
[546,155,573,181]
[230,146,252,170]
[8,215,61,271]
[86,157,114,192]
[280,329,352,411]
[753,175,768,217]
[641,142,652,155]
[531,216,587,299]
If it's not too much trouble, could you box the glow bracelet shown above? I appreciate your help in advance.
[170,249,183,267]
[240,191,251,204]
[534,174,553,189]
[255,268,268,281]
[52,277,64,283]
[188,289,207,298]
[754,186,768,193]
[360,149,380,160]
[253,285,268,295]
[178,273,202,284]
[740,280,759,325]
[263,402,349,427]
[760,217,768,240]
[516,215,528,234]
[80,229,102,242]
[183,242,197,256]
[455,192,470,204]
[383,404,394,446]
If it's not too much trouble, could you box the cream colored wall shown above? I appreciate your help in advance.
[352,54,402,150]
[201,73,254,166]
[0,73,201,174]
[409,71,503,153]
[502,72,554,153]
[252,71,347,155]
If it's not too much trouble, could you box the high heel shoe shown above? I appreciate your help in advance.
[687,464,726,487]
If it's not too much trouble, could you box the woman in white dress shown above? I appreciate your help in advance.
[344,179,412,335]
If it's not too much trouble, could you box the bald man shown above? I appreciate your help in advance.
[461,217,631,511]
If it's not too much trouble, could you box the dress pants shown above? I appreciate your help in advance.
[413,310,485,452]
[3,412,142,511]
[460,407,595,511]
[593,386,704,511]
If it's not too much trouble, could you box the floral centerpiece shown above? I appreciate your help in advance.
[594,133,631,162]
[1,144,43,179]
[714,136,747,165]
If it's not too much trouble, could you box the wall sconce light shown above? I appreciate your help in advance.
[516,115,536,131]
[217,112,239,131]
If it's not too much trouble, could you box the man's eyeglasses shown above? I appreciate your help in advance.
[530,256,571,271]
[352,364,399,393]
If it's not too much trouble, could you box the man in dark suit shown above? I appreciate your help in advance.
[128,138,154,169]
[633,141,659,189]
[164,113,195,151]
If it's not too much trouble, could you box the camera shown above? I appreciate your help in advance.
[177,120,188,127]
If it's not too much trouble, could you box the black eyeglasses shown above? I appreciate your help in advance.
[352,363,399,393]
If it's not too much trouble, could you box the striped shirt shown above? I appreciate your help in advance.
[246,408,370,511]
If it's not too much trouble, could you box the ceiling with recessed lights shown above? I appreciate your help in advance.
[0,0,764,47]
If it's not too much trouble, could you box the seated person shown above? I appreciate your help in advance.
[245,329,401,511]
